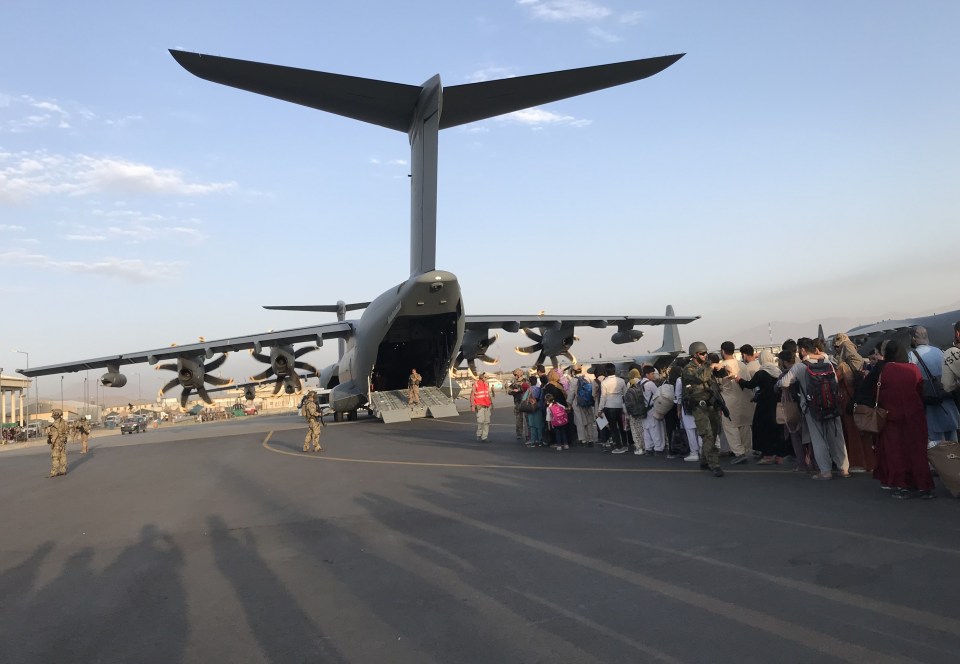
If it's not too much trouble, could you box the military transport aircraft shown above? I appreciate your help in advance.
[842,309,960,356]
[577,305,687,376]
[19,50,698,420]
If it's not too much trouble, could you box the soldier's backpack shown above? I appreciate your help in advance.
[801,360,841,421]
[548,402,569,427]
[576,376,595,408]
[623,383,650,418]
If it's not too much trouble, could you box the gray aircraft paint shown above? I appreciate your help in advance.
[20,51,696,416]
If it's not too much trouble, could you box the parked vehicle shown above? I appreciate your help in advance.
[120,417,147,434]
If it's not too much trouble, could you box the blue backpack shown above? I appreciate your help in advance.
[576,377,594,408]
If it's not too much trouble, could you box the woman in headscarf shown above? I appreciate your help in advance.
[833,332,874,472]
[734,349,791,463]
[874,340,934,498]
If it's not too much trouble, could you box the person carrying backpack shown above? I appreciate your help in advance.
[522,379,546,447]
[640,365,666,455]
[776,337,849,480]
[570,366,599,446]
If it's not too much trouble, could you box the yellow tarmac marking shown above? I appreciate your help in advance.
[261,431,788,474]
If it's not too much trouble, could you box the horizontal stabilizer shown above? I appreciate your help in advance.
[169,50,684,133]
[263,303,370,313]
[440,54,685,129]
[170,50,421,132]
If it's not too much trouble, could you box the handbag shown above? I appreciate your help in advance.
[852,370,887,434]
[777,390,802,431]
[913,350,947,406]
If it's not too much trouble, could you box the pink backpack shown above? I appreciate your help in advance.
[549,402,569,426]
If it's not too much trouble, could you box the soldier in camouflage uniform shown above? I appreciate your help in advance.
[46,408,69,477]
[302,391,323,453]
[680,342,728,478]
[77,415,91,454]
[407,368,422,408]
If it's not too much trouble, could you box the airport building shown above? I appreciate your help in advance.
[0,372,31,427]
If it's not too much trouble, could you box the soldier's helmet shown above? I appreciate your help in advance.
[52,409,63,417]
[306,390,317,400]
[688,341,708,356]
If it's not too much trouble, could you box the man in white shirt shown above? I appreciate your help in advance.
[942,321,960,395]
[598,362,627,452]
[719,341,752,464]
[640,365,665,455]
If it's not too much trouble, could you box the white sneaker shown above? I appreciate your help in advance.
[633,448,644,455]
[684,454,699,462]
[611,447,629,454]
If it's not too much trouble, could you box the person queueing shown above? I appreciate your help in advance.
[681,342,727,478]
[302,391,323,453]
[471,372,494,442]
[46,408,69,478]
[77,415,91,454]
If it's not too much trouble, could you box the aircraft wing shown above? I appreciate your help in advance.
[457,313,698,373]
[846,320,912,338]
[464,314,699,332]
[17,322,353,377]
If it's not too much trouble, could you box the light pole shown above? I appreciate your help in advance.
[60,376,64,411]
[14,350,34,423]
[137,373,142,412]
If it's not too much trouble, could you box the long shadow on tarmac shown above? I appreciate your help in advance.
[206,514,348,664]
[0,525,188,663]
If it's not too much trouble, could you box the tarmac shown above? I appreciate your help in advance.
[1,396,958,663]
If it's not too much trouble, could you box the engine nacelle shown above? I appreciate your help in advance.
[270,346,296,377]
[243,386,256,401]
[176,355,206,388]
[461,329,497,361]
[100,372,127,388]
[611,330,643,344]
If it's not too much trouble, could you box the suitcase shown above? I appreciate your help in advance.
[928,441,960,498]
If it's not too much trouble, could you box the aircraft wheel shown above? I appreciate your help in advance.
[333,411,343,423]
[348,410,358,421]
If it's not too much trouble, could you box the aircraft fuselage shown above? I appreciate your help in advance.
[330,270,463,412]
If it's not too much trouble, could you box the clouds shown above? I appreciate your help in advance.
[516,0,646,42]
[0,248,180,283]
[0,151,234,202]
[517,0,611,22]
[499,107,592,128]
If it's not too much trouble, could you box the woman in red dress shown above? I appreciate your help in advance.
[874,340,934,499]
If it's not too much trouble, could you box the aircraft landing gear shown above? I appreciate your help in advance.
[347,410,358,421]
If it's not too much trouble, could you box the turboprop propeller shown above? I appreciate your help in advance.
[249,345,319,395]
[155,351,232,409]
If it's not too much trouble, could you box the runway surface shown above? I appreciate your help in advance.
[2,404,958,663]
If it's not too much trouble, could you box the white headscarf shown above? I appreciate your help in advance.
[760,349,780,377]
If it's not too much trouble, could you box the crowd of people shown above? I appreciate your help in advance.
[484,323,960,499]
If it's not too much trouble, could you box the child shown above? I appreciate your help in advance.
[546,393,569,450]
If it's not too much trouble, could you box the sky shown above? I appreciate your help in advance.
[2,0,959,401]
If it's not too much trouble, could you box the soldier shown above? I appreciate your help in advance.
[46,408,69,477]
[680,342,729,478]
[77,415,91,454]
[408,368,422,408]
[302,391,323,453]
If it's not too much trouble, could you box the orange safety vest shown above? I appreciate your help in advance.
[472,382,492,407]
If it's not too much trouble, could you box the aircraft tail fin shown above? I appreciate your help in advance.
[169,50,684,134]
[653,305,683,354]
[817,324,826,342]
